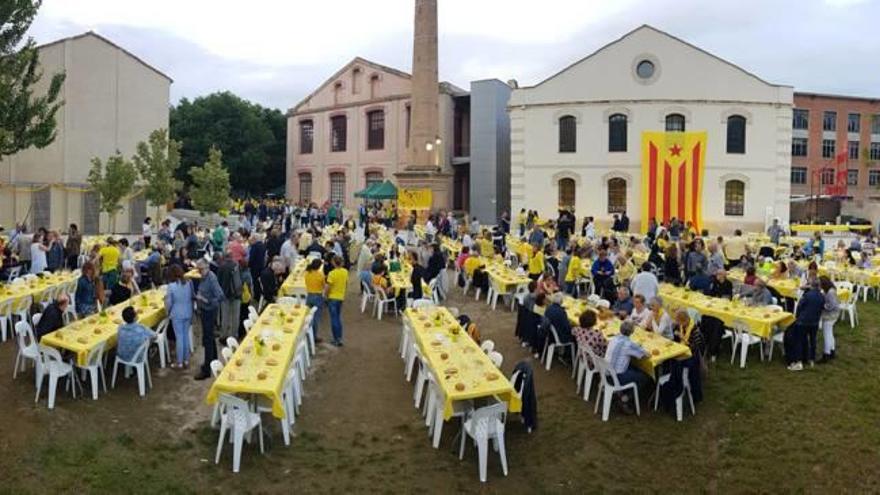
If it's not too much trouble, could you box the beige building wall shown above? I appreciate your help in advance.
[0,32,171,233]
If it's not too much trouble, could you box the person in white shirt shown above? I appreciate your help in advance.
[461,233,474,249]
[647,296,673,339]
[280,232,298,269]
[142,217,153,248]
[628,294,652,327]
[425,219,437,241]
[630,263,659,301]
[30,233,49,274]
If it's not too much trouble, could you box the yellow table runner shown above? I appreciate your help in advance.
[205,303,307,418]
[0,271,79,308]
[41,288,167,366]
[279,259,309,296]
[406,306,521,420]
[791,224,871,233]
[484,260,531,293]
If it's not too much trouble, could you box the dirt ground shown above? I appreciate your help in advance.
[2,272,880,494]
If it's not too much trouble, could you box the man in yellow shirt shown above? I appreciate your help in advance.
[528,245,544,280]
[304,259,326,343]
[516,208,527,237]
[99,237,121,290]
[565,248,586,294]
[325,255,349,346]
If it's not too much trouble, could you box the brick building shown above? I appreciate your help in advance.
[790,92,880,222]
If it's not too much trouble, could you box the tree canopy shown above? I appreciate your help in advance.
[190,147,231,214]
[133,128,182,217]
[170,91,285,195]
[0,0,66,160]
[87,152,138,233]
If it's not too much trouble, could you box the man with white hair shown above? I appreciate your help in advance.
[630,262,659,301]
[194,259,225,380]
[280,232,299,270]
[647,296,673,339]
[544,292,573,348]
[604,320,651,411]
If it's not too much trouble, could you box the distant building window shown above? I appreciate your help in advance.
[871,142,880,161]
[329,172,345,204]
[299,173,312,203]
[351,68,361,94]
[872,115,880,134]
[299,120,313,154]
[821,167,835,185]
[608,114,627,152]
[405,105,412,148]
[636,60,655,79]
[792,137,808,157]
[848,113,860,133]
[724,180,745,216]
[791,167,807,184]
[848,169,859,186]
[333,82,343,105]
[793,109,809,130]
[726,115,746,154]
[849,140,860,160]
[331,115,347,152]
[607,178,626,213]
[822,139,836,159]
[870,170,880,186]
[558,178,576,208]
[365,171,383,187]
[558,115,577,153]
[367,110,385,150]
[665,113,686,132]
[823,111,837,132]
[370,74,380,99]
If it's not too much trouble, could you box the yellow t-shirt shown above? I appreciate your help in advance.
[304,269,325,294]
[565,255,582,283]
[479,239,494,257]
[517,212,526,227]
[528,251,544,275]
[464,256,483,277]
[326,267,349,301]
[99,245,120,273]
[617,260,635,282]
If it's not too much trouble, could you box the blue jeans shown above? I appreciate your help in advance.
[306,294,324,339]
[172,317,192,365]
[327,299,343,343]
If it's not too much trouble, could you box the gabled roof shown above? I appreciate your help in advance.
[37,31,173,83]
[527,24,789,90]
[289,56,467,115]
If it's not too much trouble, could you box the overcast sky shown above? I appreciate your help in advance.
[27,0,879,111]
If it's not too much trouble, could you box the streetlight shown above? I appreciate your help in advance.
[434,136,443,171]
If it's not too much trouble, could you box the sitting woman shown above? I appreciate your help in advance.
[109,266,140,305]
[371,264,392,299]
[743,265,758,286]
[75,261,101,316]
[660,309,705,411]
[537,269,559,295]
[572,310,607,360]
[770,260,788,280]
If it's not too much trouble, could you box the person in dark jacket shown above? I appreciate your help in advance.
[425,244,445,282]
[260,261,284,305]
[785,280,824,371]
[663,244,682,286]
[707,269,734,298]
[512,360,538,432]
[544,292,573,344]
[36,294,69,341]
[265,229,283,260]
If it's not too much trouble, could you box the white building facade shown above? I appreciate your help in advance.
[509,25,793,234]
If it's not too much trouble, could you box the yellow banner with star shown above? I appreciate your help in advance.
[640,131,707,233]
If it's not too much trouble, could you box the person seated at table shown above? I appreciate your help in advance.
[660,309,705,410]
[455,246,471,271]
[109,268,139,305]
[604,320,652,413]
[801,261,819,289]
[527,244,544,281]
[786,260,804,280]
[646,296,673,339]
[663,244,682,286]
[747,278,775,306]
[387,247,402,273]
[564,248,587,295]
[35,294,69,341]
[116,306,156,362]
[572,310,607,360]
[708,269,733,299]
[75,261,101,317]
[770,260,788,280]
[628,294,652,327]
[537,269,559,296]
[591,248,615,298]
[260,261,285,305]
[857,251,872,269]
[615,253,636,285]
[743,265,758,286]
[544,292,574,346]
[371,264,392,299]
[687,267,712,293]
[612,286,634,318]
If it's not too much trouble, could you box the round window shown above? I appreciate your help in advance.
[636,60,655,79]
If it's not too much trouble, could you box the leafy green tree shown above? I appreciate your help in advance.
[0,0,66,159]
[87,152,138,233]
[190,147,231,214]
[133,128,182,219]
[169,91,284,194]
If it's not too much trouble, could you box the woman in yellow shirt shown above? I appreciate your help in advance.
[325,256,349,346]
[528,245,544,281]
[565,248,586,294]
[304,259,326,343]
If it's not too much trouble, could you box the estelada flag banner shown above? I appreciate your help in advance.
[398,188,432,210]
[640,131,707,233]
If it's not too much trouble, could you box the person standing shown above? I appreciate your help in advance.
[165,265,194,370]
[194,260,225,380]
[46,231,64,272]
[324,255,348,347]
[818,276,840,363]
[142,217,153,249]
[217,253,243,342]
[30,232,49,274]
[65,224,82,270]
[304,259,326,344]
[98,237,121,290]
[785,280,824,371]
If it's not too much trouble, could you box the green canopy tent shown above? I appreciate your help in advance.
[354,182,379,199]
[365,180,398,200]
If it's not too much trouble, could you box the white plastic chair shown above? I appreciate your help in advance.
[512,283,530,311]
[63,280,78,323]
[221,346,234,364]
[653,367,695,421]
[243,320,254,333]
[487,278,511,311]
[256,366,299,447]
[836,281,858,328]
[591,350,641,422]
[575,345,600,402]
[360,281,377,314]
[425,376,473,448]
[13,321,41,381]
[457,402,509,482]
[154,319,171,368]
[111,339,153,397]
[542,324,575,371]
[226,336,240,351]
[36,344,77,409]
[78,341,107,400]
[411,299,435,310]
[730,319,764,368]
[374,288,398,321]
[214,394,264,473]
[210,360,225,428]
[480,339,495,354]
[488,350,504,368]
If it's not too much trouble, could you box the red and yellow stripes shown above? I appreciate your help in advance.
[641,132,707,233]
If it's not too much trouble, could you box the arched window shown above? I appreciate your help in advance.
[329,172,345,205]
[366,109,384,150]
[558,178,576,208]
[299,173,312,203]
[608,114,627,152]
[365,171,383,188]
[726,115,746,154]
[724,180,745,216]
[665,113,686,132]
[607,178,627,213]
[558,115,576,153]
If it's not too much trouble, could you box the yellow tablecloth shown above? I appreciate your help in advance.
[184,268,201,279]
[406,306,521,420]
[727,270,802,300]
[483,261,530,293]
[658,284,794,339]
[791,224,871,233]
[279,259,308,296]
[506,235,532,263]
[41,288,167,366]
[0,271,79,308]
[818,265,880,288]
[205,303,307,419]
